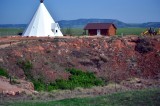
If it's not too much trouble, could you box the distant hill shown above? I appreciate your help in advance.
[0,19,160,28]
[138,22,160,28]
[59,19,160,28]
[58,19,128,28]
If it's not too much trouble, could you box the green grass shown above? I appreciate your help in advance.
[17,60,33,80]
[0,28,84,36]
[8,88,160,106]
[48,68,104,90]
[0,67,9,78]
[33,68,104,91]
[117,28,146,35]
[61,28,85,36]
[0,28,23,36]
[0,28,147,36]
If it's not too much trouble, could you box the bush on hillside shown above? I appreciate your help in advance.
[33,68,104,91]
[49,68,104,90]
[16,60,104,91]
[17,60,33,79]
[0,67,9,78]
[135,39,154,54]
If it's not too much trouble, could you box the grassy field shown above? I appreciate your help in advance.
[0,28,24,36]
[61,28,84,36]
[0,28,146,36]
[6,88,160,106]
[116,28,146,35]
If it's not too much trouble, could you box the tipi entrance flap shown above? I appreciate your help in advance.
[51,23,62,36]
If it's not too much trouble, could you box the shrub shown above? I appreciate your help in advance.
[48,68,104,90]
[32,79,46,91]
[135,39,153,54]
[0,67,9,78]
[17,60,33,70]
[32,68,104,91]
[17,60,33,79]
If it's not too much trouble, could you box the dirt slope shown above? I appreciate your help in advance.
[0,36,160,83]
[0,76,34,95]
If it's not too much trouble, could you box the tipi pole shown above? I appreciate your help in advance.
[40,0,44,3]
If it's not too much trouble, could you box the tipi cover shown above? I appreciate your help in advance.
[23,1,63,37]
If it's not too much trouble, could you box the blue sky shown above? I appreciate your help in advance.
[0,0,160,24]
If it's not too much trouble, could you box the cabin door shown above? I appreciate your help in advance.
[97,30,101,36]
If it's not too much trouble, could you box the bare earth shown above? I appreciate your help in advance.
[0,76,34,95]
[0,35,160,103]
[0,77,22,94]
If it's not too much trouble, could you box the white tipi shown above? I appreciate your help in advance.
[23,0,63,37]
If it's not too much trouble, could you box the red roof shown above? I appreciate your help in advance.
[84,23,117,30]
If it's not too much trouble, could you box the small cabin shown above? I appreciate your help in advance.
[84,23,117,36]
